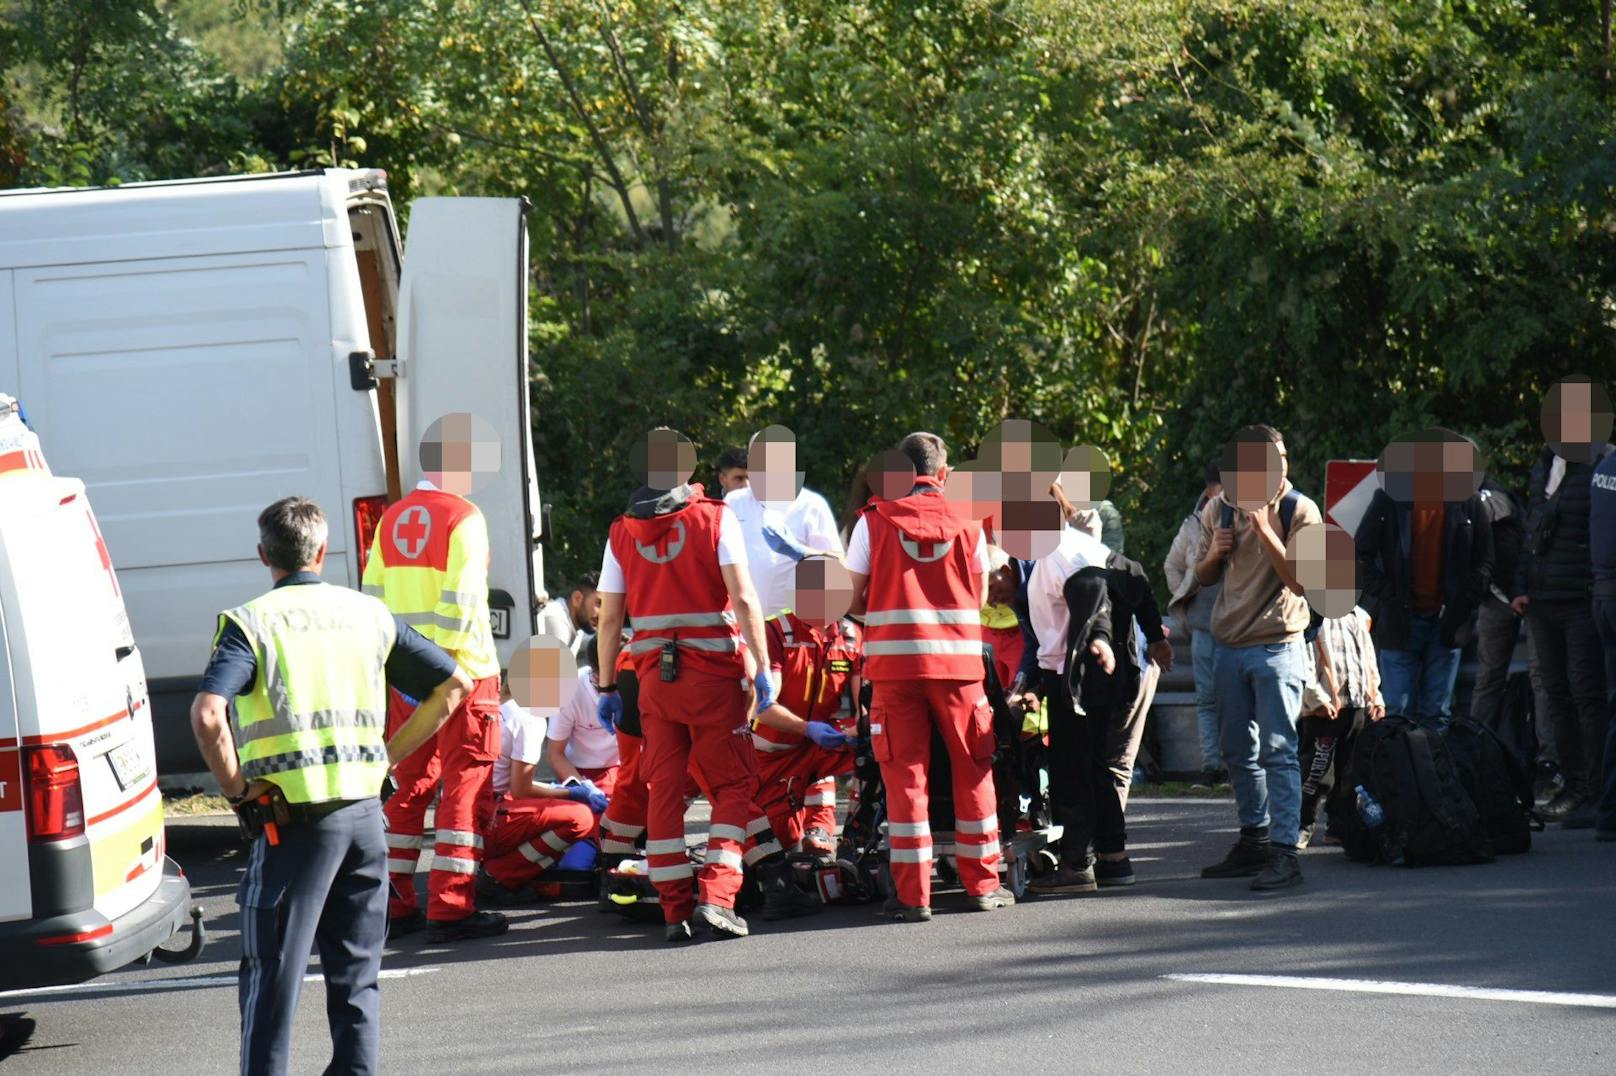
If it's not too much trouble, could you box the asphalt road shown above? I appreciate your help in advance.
[3,800,1613,1075]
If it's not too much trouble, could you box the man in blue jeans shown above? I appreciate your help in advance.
[1194,426,1322,891]
[1353,430,1493,732]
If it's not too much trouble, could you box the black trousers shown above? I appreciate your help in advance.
[1527,598,1609,800]
[237,798,388,1076]
[1594,599,1616,832]
[1043,669,1128,859]
[1299,706,1366,833]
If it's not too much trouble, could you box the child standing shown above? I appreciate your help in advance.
[1298,606,1385,847]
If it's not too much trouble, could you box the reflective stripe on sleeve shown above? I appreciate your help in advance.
[517,843,557,867]
[539,830,572,853]
[864,608,981,627]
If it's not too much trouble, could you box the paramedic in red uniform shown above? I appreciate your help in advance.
[847,433,1017,921]
[364,415,508,943]
[751,556,862,855]
[594,431,787,942]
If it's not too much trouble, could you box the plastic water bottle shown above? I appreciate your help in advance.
[1355,785,1404,865]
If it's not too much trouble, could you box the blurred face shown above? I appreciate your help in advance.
[420,412,501,497]
[509,634,580,713]
[749,428,801,508]
[1221,437,1285,511]
[792,557,853,628]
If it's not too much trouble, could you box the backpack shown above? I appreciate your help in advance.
[1444,718,1534,855]
[1336,717,1495,866]
[1489,670,1539,776]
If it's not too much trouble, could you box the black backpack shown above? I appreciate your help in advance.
[1489,670,1539,776]
[1444,717,1535,855]
[1336,717,1495,866]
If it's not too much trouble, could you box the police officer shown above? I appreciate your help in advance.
[190,497,469,1076]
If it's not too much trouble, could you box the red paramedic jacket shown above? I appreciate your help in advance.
[754,613,861,752]
[861,478,984,682]
[607,490,745,681]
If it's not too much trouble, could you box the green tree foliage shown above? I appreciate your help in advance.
[3,0,1612,587]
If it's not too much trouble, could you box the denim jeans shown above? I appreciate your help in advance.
[1378,612,1462,732]
[1215,639,1307,848]
[1191,630,1220,772]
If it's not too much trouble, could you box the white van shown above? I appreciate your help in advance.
[0,398,199,989]
[0,170,546,778]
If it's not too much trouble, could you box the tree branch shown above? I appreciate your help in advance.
[518,0,648,247]
[594,4,676,245]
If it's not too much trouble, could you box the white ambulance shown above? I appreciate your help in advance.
[0,171,547,779]
[0,397,200,989]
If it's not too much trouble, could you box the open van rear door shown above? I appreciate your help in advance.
[395,198,543,667]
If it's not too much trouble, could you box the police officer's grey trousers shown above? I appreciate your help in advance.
[237,798,388,1076]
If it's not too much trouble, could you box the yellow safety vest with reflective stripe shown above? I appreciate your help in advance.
[361,488,499,680]
[220,582,396,804]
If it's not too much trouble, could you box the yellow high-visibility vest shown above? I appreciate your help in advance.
[220,582,395,804]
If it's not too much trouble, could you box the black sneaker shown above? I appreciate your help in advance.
[1026,862,1098,894]
[475,870,531,907]
[966,886,1017,911]
[424,910,509,943]
[1095,857,1135,887]
[1190,770,1217,792]
[1201,836,1272,878]
[665,920,694,943]
[758,857,824,921]
[1250,850,1302,891]
[1540,789,1581,822]
[386,910,426,941]
[694,902,749,938]
[880,897,933,922]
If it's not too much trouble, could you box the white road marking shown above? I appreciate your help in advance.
[0,966,436,1003]
[1163,973,1616,1009]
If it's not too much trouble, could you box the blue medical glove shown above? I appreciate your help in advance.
[761,523,812,563]
[804,721,852,751]
[754,670,777,714]
[567,783,609,813]
[597,691,622,734]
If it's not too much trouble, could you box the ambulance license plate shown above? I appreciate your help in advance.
[108,740,152,791]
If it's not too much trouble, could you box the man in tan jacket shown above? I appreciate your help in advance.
[1193,425,1321,891]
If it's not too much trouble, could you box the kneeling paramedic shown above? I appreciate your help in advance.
[595,432,802,941]
[190,497,468,1076]
[477,680,604,903]
[847,432,1016,921]
[751,557,863,856]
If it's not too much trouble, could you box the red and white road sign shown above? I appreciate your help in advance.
[1325,459,1380,539]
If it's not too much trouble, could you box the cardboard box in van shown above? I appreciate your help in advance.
[0,171,547,778]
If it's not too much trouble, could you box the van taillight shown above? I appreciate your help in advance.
[25,745,85,842]
[354,495,388,576]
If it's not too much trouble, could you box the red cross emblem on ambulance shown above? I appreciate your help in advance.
[392,505,433,560]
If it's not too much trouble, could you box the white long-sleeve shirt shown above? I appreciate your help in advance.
[1027,526,1112,672]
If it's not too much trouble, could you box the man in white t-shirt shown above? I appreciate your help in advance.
[724,426,844,619]
[479,688,609,904]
